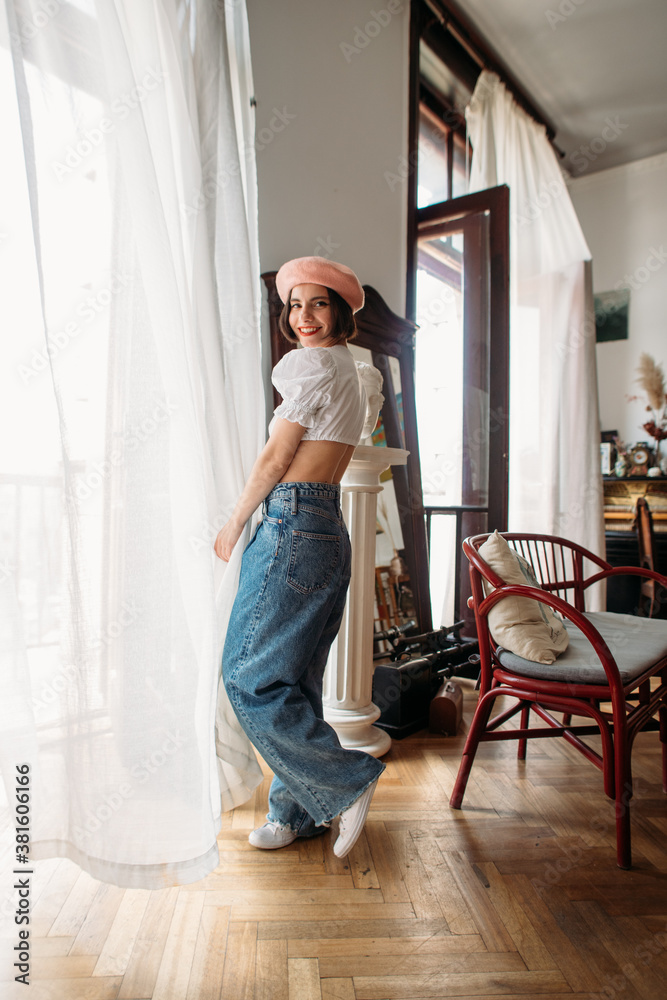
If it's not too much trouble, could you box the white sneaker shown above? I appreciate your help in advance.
[248,820,297,850]
[333,779,379,858]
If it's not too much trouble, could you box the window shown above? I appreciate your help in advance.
[408,1,510,630]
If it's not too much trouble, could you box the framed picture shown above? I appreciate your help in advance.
[595,290,629,342]
[600,442,613,475]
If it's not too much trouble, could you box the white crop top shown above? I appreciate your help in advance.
[269,345,384,446]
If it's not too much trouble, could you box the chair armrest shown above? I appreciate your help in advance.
[584,565,667,589]
[478,583,624,692]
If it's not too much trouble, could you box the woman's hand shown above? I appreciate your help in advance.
[214,519,244,562]
[214,419,306,562]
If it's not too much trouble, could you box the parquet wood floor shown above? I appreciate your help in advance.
[10,681,667,999]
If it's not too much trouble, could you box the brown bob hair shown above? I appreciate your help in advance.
[278,286,357,345]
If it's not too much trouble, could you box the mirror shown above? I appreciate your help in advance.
[262,273,432,636]
[347,342,415,632]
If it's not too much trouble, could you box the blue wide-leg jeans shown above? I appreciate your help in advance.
[223,482,385,837]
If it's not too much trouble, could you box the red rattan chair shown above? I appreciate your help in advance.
[450,532,667,868]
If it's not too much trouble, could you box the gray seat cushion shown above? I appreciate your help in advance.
[497,611,667,685]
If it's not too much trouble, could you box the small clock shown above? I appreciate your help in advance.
[628,444,650,476]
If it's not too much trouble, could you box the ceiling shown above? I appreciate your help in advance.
[457,0,667,176]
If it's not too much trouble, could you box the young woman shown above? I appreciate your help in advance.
[214,257,385,857]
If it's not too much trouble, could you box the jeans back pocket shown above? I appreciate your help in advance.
[286,531,341,595]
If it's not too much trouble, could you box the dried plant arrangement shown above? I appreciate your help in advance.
[630,353,667,454]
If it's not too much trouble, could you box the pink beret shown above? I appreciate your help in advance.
[276,257,365,313]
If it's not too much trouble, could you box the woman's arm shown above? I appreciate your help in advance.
[214,418,306,562]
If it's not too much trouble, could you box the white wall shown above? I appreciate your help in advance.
[568,152,667,448]
[246,0,410,316]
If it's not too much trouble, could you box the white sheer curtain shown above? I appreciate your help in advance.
[466,72,605,564]
[0,0,264,913]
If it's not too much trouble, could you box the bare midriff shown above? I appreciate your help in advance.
[279,439,356,485]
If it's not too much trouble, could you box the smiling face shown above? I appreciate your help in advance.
[288,283,336,348]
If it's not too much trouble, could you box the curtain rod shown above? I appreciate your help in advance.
[421,0,560,148]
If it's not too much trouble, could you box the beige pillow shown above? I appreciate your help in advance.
[477,530,569,664]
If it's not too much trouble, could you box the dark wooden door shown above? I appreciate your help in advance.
[413,186,510,635]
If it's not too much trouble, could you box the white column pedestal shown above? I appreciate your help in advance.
[323,446,409,757]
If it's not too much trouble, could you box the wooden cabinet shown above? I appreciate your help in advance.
[603,476,667,617]
[604,531,667,617]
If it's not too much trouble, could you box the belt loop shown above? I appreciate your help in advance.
[291,486,298,515]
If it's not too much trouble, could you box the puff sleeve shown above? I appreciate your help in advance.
[356,362,385,437]
[271,348,337,428]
